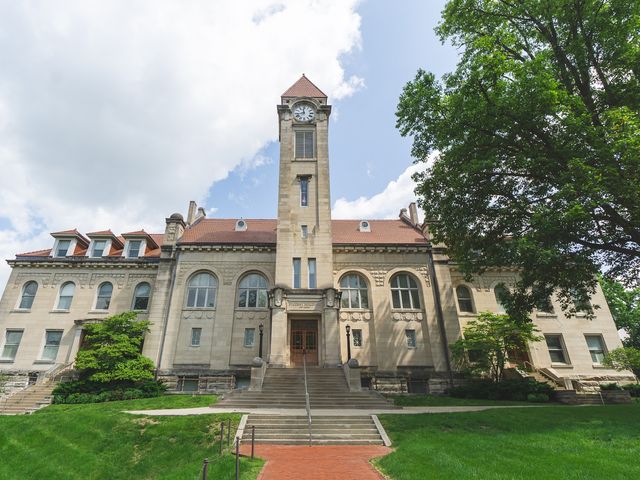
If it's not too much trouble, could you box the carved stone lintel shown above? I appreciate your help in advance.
[391,311,424,322]
[339,311,372,322]
[182,310,216,320]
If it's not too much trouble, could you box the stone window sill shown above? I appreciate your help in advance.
[0,359,15,363]
[87,310,109,314]
[536,313,558,318]
[551,363,573,369]
[50,309,70,314]
[182,308,217,312]
[10,309,31,314]
[33,360,55,364]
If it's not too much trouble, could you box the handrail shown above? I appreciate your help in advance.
[302,349,312,446]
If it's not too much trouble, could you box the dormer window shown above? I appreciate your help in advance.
[359,221,371,232]
[235,219,247,231]
[126,240,143,258]
[90,240,107,258]
[54,239,71,257]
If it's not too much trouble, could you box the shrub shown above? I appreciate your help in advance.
[448,379,553,402]
[622,384,640,397]
[600,382,623,391]
[53,379,166,404]
[527,393,550,403]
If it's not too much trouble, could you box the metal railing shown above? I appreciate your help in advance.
[302,349,312,446]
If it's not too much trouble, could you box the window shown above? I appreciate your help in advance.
[293,258,301,288]
[55,240,71,257]
[300,176,309,206]
[244,328,255,347]
[186,272,217,308]
[340,274,369,309]
[237,274,268,308]
[456,285,474,313]
[545,335,568,364]
[235,219,247,231]
[494,284,508,314]
[585,335,606,364]
[42,330,63,362]
[95,282,113,310]
[90,240,107,257]
[1,330,23,360]
[301,225,308,239]
[19,281,38,309]
[57,282,75,310]
[358,221,370,232]
[295,130,314,158]
[352,329,363,347]
[570,288,591,312]
[191,328,202,347]
[391,274,421,309]
[132,282,151,311]
[308,258,317,288]
[178,377,199,392]
[127,240,142,258]
[405,329,417,348]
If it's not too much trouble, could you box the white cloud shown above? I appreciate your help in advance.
[0,0,363,288]
[332,163,423,221]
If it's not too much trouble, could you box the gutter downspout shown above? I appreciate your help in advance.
[155,249,180,380]
[426,245,454,387]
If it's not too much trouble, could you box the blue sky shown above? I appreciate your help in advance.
[0,0,458,289]
[205,0,457,219]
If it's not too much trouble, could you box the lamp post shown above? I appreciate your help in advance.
[258,323,264,359]
[345,324,351,361]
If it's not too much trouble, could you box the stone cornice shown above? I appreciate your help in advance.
[8,257,159,270]
[332,244,431,254]
[178,244,276,253]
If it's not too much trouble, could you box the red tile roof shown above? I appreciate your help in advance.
[179,219,426,245]
[86,229,115,236]
[180,219,278,245]
[282,75,327,99]
[16,248,52,257]
[51,229,81,236]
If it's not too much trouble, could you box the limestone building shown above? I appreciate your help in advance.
[0,76,632,394]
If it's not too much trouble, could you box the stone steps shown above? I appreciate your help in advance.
[0,384,56,415]
[242,414,385,445]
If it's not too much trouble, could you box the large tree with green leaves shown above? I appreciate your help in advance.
[397,0,640,315]
[600,277,640,348]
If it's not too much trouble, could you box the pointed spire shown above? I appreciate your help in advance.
[281,75,327,99]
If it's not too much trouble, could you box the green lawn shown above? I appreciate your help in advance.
[0,395,263,480]
[376,404,640,479]
[387,394,544,407]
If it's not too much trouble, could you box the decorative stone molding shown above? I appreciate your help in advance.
[89,272,126,288]
[339,311,372,322]
[52,272,90,288]
[182,310,216,320]
[126,273,157,287]
[234,311,268,321]
[391,311,424,322]
[13,272,52,288]
[333,263,430,287]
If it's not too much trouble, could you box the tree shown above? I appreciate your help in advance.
[75,311,155,384]
[603,347,640,379]
[397,0,640,317]
[451,312,542,382]
[600,277,640,348]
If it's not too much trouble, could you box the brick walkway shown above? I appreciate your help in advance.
[239,444,392,480]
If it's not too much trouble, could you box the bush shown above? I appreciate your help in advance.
[622,384,640,397]
[600,382,623,391]
[448,379,553,402]
[53,379,167,404]
[527,393,550,403]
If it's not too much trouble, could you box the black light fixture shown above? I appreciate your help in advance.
[345,324,352,361]
[258,323,264,359]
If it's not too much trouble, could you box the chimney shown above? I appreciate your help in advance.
[399,208,408,220]
[163,212,186,250]
[187,201,197,225]
[408,202,419,226]
[195,207,206,221]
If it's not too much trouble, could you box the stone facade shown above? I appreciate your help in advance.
[0,76,633,393]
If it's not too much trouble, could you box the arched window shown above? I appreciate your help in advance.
[57,282,75,310]
[19,281,38,309]
[339,273,369,309]
[95,282,113,310]
[186,272,217,308]
[132,282,151,311]
[456,285,474,313]
[237,273,268,308]
[390,273,421,309]
[494,284,508,313]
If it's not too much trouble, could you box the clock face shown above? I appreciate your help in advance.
[293,104,315,122]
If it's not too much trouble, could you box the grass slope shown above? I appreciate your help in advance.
[377,404,640,480]
[0,395,263,480]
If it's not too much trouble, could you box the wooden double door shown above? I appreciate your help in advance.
[290,319,319,366]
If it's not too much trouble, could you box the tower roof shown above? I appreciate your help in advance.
[281,74,327,99]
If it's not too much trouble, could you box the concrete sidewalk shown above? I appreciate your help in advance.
[125,405,537,416]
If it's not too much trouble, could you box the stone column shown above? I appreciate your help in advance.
[268,288,288,367]
[322,288,340,367]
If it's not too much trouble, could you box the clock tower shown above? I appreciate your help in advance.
[269,75,340,367]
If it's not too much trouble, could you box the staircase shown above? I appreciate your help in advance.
[0,384,56,415]
[242,414,386,445]
[218,367,395,410]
